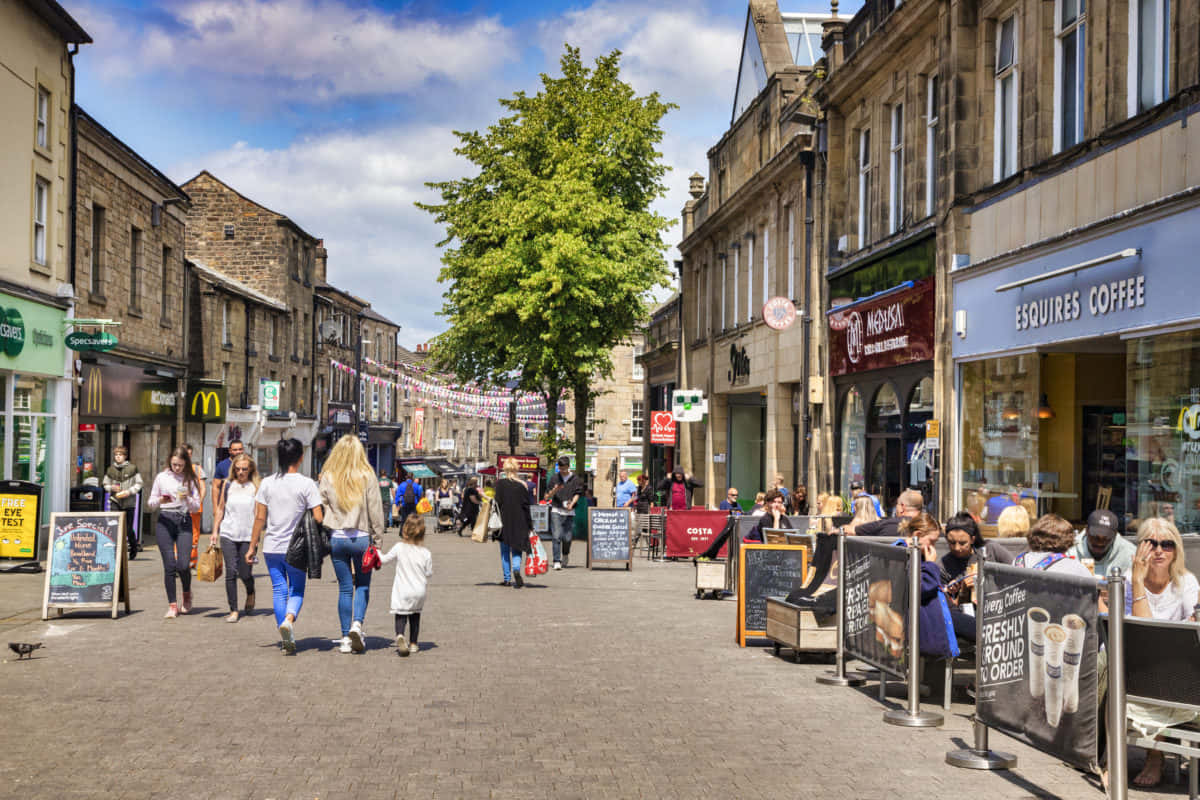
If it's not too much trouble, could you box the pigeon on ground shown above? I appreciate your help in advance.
[8,642,43,660]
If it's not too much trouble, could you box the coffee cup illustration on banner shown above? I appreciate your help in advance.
[1027,607,1050,699]
[1061,614,1087,714]
[1043,623,1068,727]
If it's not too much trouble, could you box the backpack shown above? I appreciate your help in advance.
[402,481,416,507]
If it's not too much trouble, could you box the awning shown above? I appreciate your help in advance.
[397,459,436,479]
[425,459,459,476]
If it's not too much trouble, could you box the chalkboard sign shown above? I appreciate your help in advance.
[588,507,632,570]
[41,512,130,619]
[531,504,549,535]
[737,543,808,646]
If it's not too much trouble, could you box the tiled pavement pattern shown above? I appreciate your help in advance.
[0,522,1175,799]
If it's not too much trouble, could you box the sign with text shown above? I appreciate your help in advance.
[841,538,911,677]
[828,279,935,376]
[587,507,632,570]
[0,481,41,561]
[737,543,809,646]
[650,411,676,445]
[530,504,549,535]
[664,509,729,558]
[975,562,1099,771]
[413,408,425,449]
[41,512,130,618]
[80,362,176,422]
[495,454,540,473]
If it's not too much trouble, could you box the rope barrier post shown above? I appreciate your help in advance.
[947,548,1016,769]
[817,531,866,687]
[884,542,943,727]
[1106,569,1128,800]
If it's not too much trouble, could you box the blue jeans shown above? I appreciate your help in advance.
[330,535,371,636]
[551,511,573,563]
[264,552,306,626]
[500,541,522,581]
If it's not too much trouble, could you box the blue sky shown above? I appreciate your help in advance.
[69,0,842,347]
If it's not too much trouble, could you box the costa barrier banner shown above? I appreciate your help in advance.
[842,538,910,678]
[664,510,729,558]
[976,562,1100,771]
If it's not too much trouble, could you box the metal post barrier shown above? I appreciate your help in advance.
[1106,569,1128,800]
[817,531,866,687]
[947,548,1016,769]
[884,542,943,727]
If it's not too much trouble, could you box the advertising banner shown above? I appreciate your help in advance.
[827,279,935,376]
[664,509,729,558]
[842,538,911,678]
[975,562,1100,771]
[413,408,425,449]
[649,411,676,445]
[0,481,40,560]
[495,454,540,472]
[80,362,177,422]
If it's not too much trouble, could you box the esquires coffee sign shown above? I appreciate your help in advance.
[828,279,935,376]
[80,363,177,422]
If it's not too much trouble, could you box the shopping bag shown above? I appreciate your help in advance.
[416,497,433,515]
[536,538,549,575]
[471,498,491,543]
[525,532,541,576]
[196,544,223,582]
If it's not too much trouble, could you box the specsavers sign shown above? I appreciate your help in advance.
[0,293,64,376]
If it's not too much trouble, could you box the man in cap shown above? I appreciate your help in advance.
[1070,509,1135,576]
[545,456,583,569]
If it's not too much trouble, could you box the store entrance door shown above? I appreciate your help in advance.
[728,396,766,509]
[867,436,902,511]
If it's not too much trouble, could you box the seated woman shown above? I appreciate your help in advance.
[996,504,1031,539]
[749,491,767,516]
[743,489,792,543]
[844,495,879,535]
[1012,513,1093,578]
[902,513,959,659]
[938,513,1016,643]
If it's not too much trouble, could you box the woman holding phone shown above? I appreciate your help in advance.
[145,447,202,618]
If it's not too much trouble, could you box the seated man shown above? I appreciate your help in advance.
[1069,508,1134,577]
[743,489,792,543]
[851,488,923,539]
[718,487,742,514]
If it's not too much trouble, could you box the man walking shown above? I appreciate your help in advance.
[545,456,583,569]
[379,470,396,529]
[614,469,637,509]
[211,439,245,507]
[393,470,423,527]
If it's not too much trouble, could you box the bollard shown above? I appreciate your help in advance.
[1107,569,1128,800]
[884,542,943,727]
[817,531,866,687]
[946,549,1016,769]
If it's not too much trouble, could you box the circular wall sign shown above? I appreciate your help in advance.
[0,306,25,357]
[762,296,797,331]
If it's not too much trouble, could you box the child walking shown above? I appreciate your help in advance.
[380,515,432,656]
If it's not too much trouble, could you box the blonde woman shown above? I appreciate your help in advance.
[211,453,260,622]
[319,435,385,654]
[494,458,533,587]
[996,504,1031,538]
[845,495,880,535]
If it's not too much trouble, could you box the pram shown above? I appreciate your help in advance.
[435,495,458,533]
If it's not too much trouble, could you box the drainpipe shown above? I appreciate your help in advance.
[801,152,815,489]
[243,299,252,408]
[67,44,80,291]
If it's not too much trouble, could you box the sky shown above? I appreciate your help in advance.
[68,0,843,348]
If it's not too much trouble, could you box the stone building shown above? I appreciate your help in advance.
[677,1,824,509]
[312,280,367,471]
[360,307,402,471]
[396,343,492,477]
[180,171,319,473]
[72,106,191,496]
[638,294,681,490]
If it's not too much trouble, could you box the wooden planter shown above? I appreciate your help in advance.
[765,596,837,660]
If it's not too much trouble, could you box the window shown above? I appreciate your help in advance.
[477,430,484,458]
[1130,0,1169,115]
[1056,0,1086,150]
[694,269,703,340]
[36,87,49,149]
[317,375,324,408]
[160,246,171,315]
[288,237,298,278]
[926,77,939,217]
[221,362,229,383]
[269,315,277,357]
[129,227,142,309]
[292,308,300,352]
[371,384,380,421]
[889,104,904,234]
[586,402,596,441]
[858,129,872,245]
[787,208,795,299]
[631,400,644,441]
[222,300,231,344]
[303,248,312,284]
[90,205,105,294]
[732,244,740,326]
[720,255,727,330]
[33,178,48,265]
[761,226,770,304]
[746,234,754,321]
[631,344,644,381]
[224,223,235,239]
[994,15,1019,180]
[302,377,309,412]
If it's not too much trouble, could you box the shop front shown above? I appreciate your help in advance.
[829,274,936,511]
[952,199,1200,535]
[367,423,402,475]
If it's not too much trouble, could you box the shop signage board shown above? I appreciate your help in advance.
[0,292,65,376]
[924,419,940,450]
[841,538,911,677]
[80,363,176,422]
[762,296,797,330]
[587,507,632,570]
[0,480,42,565]
[664,509,729,558]
[495,454,540,472]
[259,379,281,410]
[975,562,1099,771]
[828,279,935,376]
[650,411,676,444]
[65,331,118,352]
[737,543,809,646]
[41,512,130,619]
[185,383,226,423]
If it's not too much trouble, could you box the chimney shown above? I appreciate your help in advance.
[688,173,705,199]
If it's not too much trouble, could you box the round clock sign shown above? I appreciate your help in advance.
[762,296,797,331]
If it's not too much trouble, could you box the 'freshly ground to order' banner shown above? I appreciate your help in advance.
[976,562,1100,770]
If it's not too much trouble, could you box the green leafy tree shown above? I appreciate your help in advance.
[420,46,675,465]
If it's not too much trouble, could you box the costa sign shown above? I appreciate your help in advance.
[762,296,797,330]
[649,411,676,445]
[828,278,935,376]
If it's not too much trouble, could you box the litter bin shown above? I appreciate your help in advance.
[69,485,105,512]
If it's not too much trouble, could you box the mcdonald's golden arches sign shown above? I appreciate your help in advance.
[185,383,227,423]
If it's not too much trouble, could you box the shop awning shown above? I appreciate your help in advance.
[424,459,460,476]
[397,460,437,479]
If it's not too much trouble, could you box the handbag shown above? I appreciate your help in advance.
[487,495,503,531]
[196,544,223,582]
[362,543,382,572]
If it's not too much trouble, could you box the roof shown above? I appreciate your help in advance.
[188,259,289,313]
[23,0,91,43]
[361,307,401,329]
[75,106,189,204]
[180,170,319,243]
[313,281,368,309]
[732,3,823,123]
[394,345,427,367]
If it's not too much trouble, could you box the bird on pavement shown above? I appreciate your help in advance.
[8,642,43,660]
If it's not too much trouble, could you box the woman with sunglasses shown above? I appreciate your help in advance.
[1117,517,1199,787]
[210,454,260,622]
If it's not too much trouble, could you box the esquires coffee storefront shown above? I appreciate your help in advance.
[0,292,70,527]
[77,360,182,494]
[953,199,1200,536]
[828,234,937,511]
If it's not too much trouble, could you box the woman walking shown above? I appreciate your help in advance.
[146,447,202,618]
[494,458,532,588]
[320,435,385,654]
[246,439,323,654]
[458,477,481,536]
[210,453,259,622]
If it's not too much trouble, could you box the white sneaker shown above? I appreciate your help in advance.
[408,642,419,654]
[553,562,563,570]
[395,633,410,656]
[348,621,365,653]
[338,636,352,654]
[278,619,295,654]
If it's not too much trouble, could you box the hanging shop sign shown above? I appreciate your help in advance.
[413,407,426,449]
[185,383,226,423]
[65,331,118,352]
[650,411,676,445]
[259,379,281,411]
[80,362,176,422]
[762,296,797,331]
[828,279,935,376]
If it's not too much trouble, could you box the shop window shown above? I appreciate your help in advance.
[868,383,903,434]
[839,386,867,496]
[960,355,1039,516]
[906,377,935,486]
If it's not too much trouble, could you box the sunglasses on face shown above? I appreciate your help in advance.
[1145,539,1177,551]
[234,467,249,473]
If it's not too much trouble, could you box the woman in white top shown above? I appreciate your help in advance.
[319,435,385,654]
[210,453,259,622]
[1125,517,1200,787]
[145,447,203,618]
[246,438,323,655]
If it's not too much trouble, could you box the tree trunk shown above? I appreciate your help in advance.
[573,380,589,481]
[543,385,560,462]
